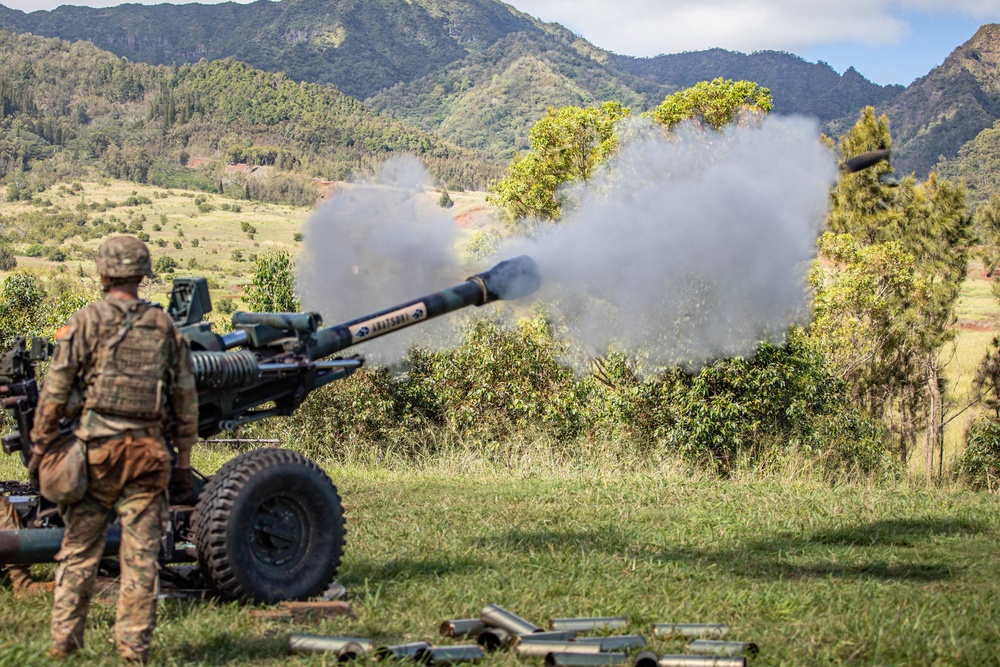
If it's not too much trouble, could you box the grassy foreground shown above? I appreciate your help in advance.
[1,452,998,667]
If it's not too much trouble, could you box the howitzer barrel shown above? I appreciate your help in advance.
[0,527,121,564]
[310,255,541,359]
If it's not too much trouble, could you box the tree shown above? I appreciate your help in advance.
[244,249,299,313]
[813,107,972,476]
[649,78,773,131]
[487,101,631,221]
[438,188,454,209]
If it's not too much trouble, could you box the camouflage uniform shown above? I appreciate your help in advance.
[30,236,198,663]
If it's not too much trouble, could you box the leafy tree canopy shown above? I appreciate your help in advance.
[649,78,773,130]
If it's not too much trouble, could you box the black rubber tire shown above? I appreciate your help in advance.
[191,448,346,603]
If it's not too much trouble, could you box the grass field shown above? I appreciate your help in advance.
[1,451,999,666]
[2,180,1000,665]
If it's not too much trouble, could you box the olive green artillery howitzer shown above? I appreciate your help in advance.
[0,255,541,603]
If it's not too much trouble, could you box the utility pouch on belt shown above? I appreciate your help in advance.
[38,435,88,505]
[84,300,172,421]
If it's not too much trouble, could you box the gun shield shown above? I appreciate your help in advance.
[514,641,602,657]
[574,635,647,652]
[414,645,485,665]
[652,657,746,667]
[289,635,374,658]
[651,625,728,639]
[440,619,487,638]
[476,628,511,651]
[481,604,542,635]
[550,617,628,632]
[546,652,629,667]
[685,641,758,658]
[375,641,433,661]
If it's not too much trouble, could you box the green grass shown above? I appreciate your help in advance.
[2,448,999,666]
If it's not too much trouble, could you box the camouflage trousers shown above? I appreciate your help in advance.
[0,496,36,595]
[51,432,170,661]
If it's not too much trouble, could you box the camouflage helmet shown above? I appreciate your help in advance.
[96,235,153,279]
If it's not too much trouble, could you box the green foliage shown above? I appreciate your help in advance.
[0,271,96,346]
[488,101,630,220]
[649,78,772,130]
[243,249,298,313]
[0,245,16,271]
[153,255,177,275]
[957,419,1000,490]
[437,188,454,208]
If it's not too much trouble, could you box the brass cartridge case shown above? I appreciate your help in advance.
[476,628,511,651]
[414,645,485,665]
[574,635,647,652]
[550,617,628,632]
[515,641,602,657]
[440,619,487,638]
[654,657,746,667]
[545,652,629,667]
[481,604,541,635]
[651,625,729,639]
[685,641,758,658]
[375,641,434,661]
[525,631,578,642]
[289,635,374,659]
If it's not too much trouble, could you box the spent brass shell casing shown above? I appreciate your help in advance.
[375,641,434,661]
[546,652,630,667]
[289,635,375,656]
[415,645,485,665]
[481,604,542,635]
[574,635,647,652]
[654,656,746,667]
[651,625,729,639]
[686,641,758,658]
[633,650,660,667]
[550,617,628,632]
[476,627,511,651]
[524,631,578,641]
[440,619,487,638]
[515,641,603,657]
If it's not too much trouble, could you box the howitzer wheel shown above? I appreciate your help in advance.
[191,448,345,603]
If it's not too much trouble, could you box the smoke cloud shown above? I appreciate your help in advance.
[297,155,462,361]
[298,116,837,371]
[506,115,838,369]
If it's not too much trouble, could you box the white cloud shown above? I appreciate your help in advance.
[513,0,993,56]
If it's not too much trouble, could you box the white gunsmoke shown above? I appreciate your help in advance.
[507,115,838,368]
[297,155,461,362]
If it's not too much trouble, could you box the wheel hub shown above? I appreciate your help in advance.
[248,495,307,568]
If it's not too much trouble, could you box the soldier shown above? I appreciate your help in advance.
[28,235,198,664]
[0,496,53,597]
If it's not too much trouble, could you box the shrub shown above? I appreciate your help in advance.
[957,420,1000,491]
[136,232,150,242]
[154,255,178,275]
[0,246,16,271]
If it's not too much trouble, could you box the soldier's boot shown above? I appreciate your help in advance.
[47,645,77,660]
[9,566,54,598]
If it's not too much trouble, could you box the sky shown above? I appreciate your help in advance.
[2,0,1000,86]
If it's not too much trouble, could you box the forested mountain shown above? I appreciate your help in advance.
[608,49,903,125]
[0,31,502,191]
[367,30,664,156]
[882,24,1000,178]
[0,0,898,157]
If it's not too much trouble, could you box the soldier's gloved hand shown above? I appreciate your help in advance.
[169,466,197,504]
[27,451,42,489]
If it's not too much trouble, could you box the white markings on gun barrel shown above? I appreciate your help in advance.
[349,303,427,344]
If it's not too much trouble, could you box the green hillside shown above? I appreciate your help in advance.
[882,24,1000,178]
[609,48,903,125]
[0,31,502,191]
[367,30,664,156]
